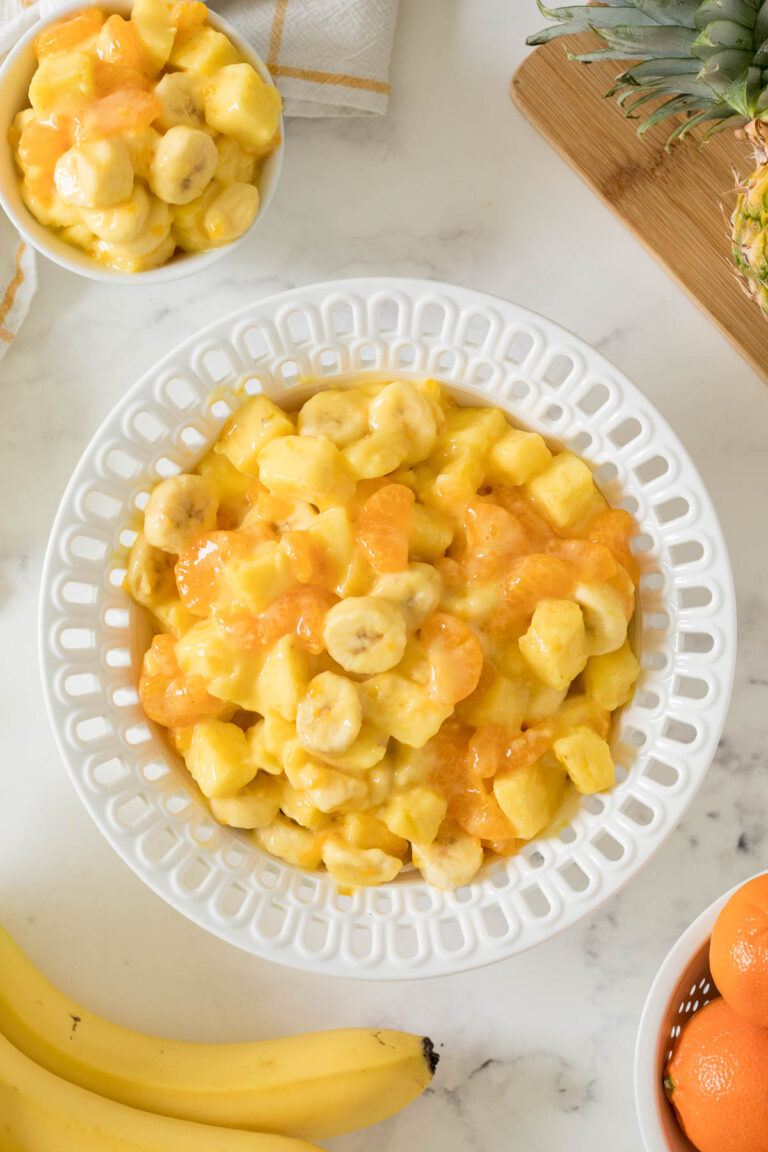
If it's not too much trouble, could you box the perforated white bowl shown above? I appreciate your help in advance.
[39,278,736,978]
[634,874,767,1151]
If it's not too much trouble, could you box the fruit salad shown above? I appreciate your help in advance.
[9,0,282,272]
[126,378,641,889]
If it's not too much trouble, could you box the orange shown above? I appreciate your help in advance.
[82,89,162,136]
[710,874,768,1028]
[34,8,104,59]
[664,996,768,1152]
[355,483,414,573]
[504,553,573,619]
[139,634,224,728]
[583,508,639,582]
[421,613,483,705]
[545,538,617,584]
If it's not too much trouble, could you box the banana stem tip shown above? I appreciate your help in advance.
[422,1036,439,1075]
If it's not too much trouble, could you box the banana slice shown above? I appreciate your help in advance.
[298,389,370,448]
[203,181,259,244]
[125,533,176,606]
[150,125,218,205]
[296,672,363,756]
[143,473,219,554]
[372,563,443,630]
[54,139,134,208]
[369,381,437,464]
[154,70,205,130]
[412,822,484,890]
[323,596,407,675]
[574,583,628,656]
[80,183,151,243]
[91,198,173,273]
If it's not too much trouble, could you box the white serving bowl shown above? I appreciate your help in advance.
[39,278,736,977]
[0,0,284,283]
[634,874,766,1152]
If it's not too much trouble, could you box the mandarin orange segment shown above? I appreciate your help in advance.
[230,586,337,654]
[422,613,484,705]
[546,538,617,584]
[283,530,332,587]
[490,485,557,549]
[34,8,104,59]
[428,719,472,798]
[584,508,639,583]
[356,483,415,574]
[450,781,514,841]
[172,0,209,42]
[292,586,338,653]
[97,14,144,68]
[93,61,150,96]
[139,633,223,727]
[504,720,555,773]
[464,499,528,561]
[175,530,247,615]
[83,88,162,135]
[468,724,508,779]
[504,553,574,618]
[17,120,71,196]
[483,837,521,857]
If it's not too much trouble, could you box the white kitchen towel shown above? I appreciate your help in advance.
[0,0,399,363]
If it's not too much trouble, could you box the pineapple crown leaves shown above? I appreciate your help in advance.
[528,0,768,139]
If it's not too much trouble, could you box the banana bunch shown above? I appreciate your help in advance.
[0,922,438,1148]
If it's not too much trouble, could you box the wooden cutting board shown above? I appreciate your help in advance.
[511,35,767,382]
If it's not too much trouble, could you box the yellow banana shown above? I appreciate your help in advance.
[0,925,438,1139]
[0,1029,322,1152]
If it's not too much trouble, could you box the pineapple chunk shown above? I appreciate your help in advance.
[279,783,329,831]
[29,53,95,117]
[131,0,176,74]
[553,727,615,794]
[583,638,640,711]
[210,774,280,829]
[493,754,567,840]
[554,694,611,740]
[291,761,368,814]
[359,674,452,748]
[519,600,589,691]
[574,583,630,656]
[170,26,240,75]
[214,136,257,185]
[216,394,294,477]
[256,814,324,868]
[524,680,567,724]
[304,506,371,597]
[423,451,485,514]
[175,618,265,710]
[322,837,403,887]
[253,705,299,769]
[433,406,508,461]
[55,139,134,209]
[340,811,408,858]
[228,543,294,614]
[487,429,552,486]
[460,673,528,729]
[203,63,282,150]
[252,634,310,721]
[185,718,257,798]
[408,503,453,561]
[383,786,447,845]
[259,435,354,506]
[412,822,483,890]
[525,451,596,530]
[195,447,253,525]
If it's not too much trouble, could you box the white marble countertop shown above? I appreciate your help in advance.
[2,2,767,1149]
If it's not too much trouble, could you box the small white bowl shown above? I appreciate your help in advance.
[0,0,284,283]
[634,873,768,1151]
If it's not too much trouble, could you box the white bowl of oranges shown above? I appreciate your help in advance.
[636,872,768,1152]
[0,0,284,281]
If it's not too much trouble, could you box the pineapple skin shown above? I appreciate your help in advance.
[732,122,768,315]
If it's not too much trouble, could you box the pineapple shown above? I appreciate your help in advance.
[528,2,768,312]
